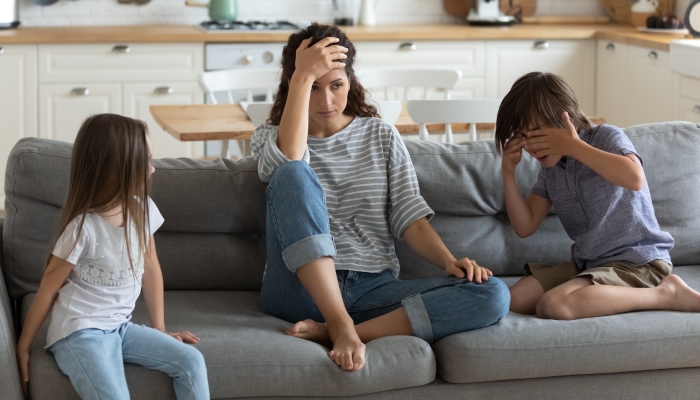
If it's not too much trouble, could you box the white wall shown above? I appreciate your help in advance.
[19,0,606,27]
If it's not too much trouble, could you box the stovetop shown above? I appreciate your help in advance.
[199,20,301,32]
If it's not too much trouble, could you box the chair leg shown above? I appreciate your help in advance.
[470,123,478,141]
[445,123,453,144]
[220,140,229,159]
[238,139,251,157]
[419,124,429,141]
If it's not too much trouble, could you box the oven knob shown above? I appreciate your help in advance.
[262,51,274,64]
[241,55,254,65]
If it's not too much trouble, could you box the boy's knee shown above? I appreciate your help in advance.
[483,278,511,322]
[179,346,207,373]
[536,293,576,320]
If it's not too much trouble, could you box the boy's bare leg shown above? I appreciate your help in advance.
[537,274,700,320]
[509,276,545,315]
[288,308,413,346]
[294,257,366,371]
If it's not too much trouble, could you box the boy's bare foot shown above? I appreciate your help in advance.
[657,274,700,312]
[286,319,366,371]
[286,319,331,347]
[327,321,366,371]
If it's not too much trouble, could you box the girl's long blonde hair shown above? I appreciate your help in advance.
[49,114,152,274]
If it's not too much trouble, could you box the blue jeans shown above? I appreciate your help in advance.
[260,161,510,343]
[50,322,209,400]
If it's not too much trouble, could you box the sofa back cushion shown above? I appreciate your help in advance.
[3,122,699,299]
[3,138,267,300]
[397,122,700,278]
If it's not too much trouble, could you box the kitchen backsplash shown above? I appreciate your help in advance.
[18,0,614,27]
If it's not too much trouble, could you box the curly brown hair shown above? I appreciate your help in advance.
[494,72,592,153]
[267,23,379,125]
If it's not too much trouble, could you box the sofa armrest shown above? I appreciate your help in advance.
[0,218,24,399]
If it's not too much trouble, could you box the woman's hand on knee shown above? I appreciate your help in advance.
[446,258,493,283]
[294,37,348,81]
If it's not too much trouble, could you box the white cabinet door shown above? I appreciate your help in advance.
[0,44,37,207]
[626,46,679,126]
[39,84,122,143]
[123,82,204,159]
[486,40,596,114]
[39,43,204,83]
[595,41,629,127]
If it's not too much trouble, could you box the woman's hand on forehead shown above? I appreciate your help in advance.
[295,37,348,81]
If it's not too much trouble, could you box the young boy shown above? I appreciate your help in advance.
[497,71,700,319]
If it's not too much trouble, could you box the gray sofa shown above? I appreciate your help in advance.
[2,121,700,400]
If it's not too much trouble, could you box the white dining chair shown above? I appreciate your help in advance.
[198,68,280,158]
[406,99,502,143]
[245,100,403,128]
[357,68,462,101]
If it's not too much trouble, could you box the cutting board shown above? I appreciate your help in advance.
[443,0,470,19]
[500,0,537,17]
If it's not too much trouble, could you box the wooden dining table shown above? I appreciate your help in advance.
[149,102,605,151]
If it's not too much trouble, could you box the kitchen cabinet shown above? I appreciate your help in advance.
[354,40,486,101]
[39,84,122,143]
[595,42,679,127]
[626,46,679,125]
[596,41,628,126]
[0,44,37,207]
[123,82,204,159]
[36,43,205,158]
[486,40,596,115]
[679,76,700,124]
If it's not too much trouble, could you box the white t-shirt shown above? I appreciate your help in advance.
[45,197,164,348]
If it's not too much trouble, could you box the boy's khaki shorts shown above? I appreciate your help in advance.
[525,259,672,293]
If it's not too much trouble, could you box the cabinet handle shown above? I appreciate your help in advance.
[606,43,615,51]
[70,88,90,96]
[648,51,658,59]
[399,42,416,51]
[693,105,700,115]
[154,86,174,95]
[112,45,131,53]
[534,40,550,49]
[0,47,4,55]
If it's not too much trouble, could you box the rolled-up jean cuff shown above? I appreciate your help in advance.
[281,234,336,273]
[402,294,434,343]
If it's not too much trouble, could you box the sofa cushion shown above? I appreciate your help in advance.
[400,122,700,278]
[23,291,436,400]
[433,266,700,384]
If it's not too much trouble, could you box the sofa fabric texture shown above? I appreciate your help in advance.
[2,121,700,399]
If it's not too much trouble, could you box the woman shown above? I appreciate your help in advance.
[252,23,509,372]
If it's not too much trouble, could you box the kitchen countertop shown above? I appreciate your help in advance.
[0,24,693,51]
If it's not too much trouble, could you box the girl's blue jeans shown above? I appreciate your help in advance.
[50,322,209,400]
[260,161,510,343]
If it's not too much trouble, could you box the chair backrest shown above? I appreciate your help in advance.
[244,100,403,128]
[406,99,502,143]
[357,68,462,101]
[198,69,280,104]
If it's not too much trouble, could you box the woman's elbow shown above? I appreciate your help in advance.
[625,171,646,191]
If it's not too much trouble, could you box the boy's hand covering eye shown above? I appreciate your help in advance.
[524,112,580,157]
[502,134,526,175]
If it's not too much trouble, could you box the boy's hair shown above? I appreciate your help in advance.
[49,113,152,276]
[494,72,592,152]
[267,23,379,125]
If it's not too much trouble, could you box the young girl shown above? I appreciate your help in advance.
[16,114,209,400]
[497,71,700,319]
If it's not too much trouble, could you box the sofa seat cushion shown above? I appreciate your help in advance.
[23,291,435,400]
[433,266,700,384]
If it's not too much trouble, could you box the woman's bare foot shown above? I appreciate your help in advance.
[287,319,366,371]
[286,319,331,347]
[326,321,366,371]
[657,274,700,312]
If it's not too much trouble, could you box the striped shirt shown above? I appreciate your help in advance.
[251,117,434,276]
